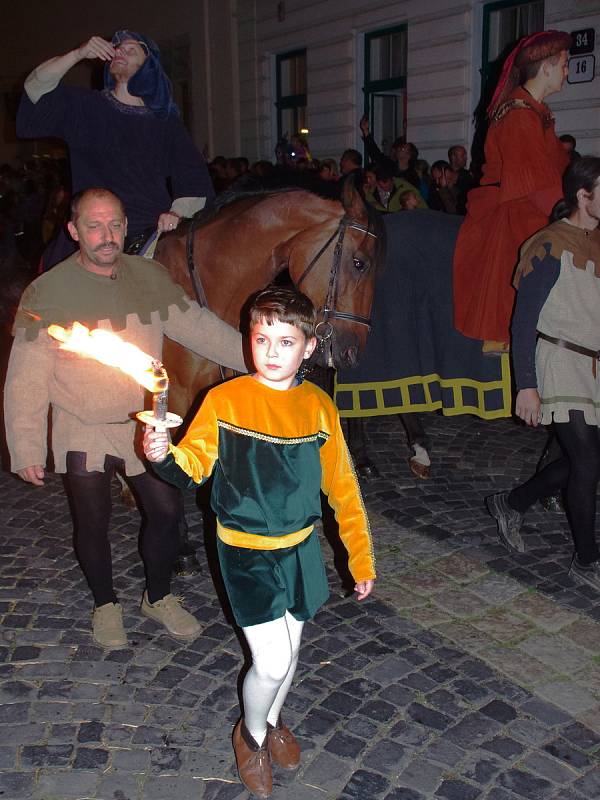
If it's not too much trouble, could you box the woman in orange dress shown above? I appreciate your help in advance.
[453,30,571,352]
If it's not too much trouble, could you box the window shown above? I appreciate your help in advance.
[482,1,544,97]
[276,49,306,142]
[364,26,408,158]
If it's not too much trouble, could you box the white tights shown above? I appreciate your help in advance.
[242,611,304,746]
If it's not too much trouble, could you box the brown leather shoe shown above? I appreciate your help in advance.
[268,716,301,770]
[232,719,272,798]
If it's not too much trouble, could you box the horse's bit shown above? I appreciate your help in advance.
[296,215,377,365]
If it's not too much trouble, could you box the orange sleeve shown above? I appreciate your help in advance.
[167,394,219,485]
[320,412,376,582]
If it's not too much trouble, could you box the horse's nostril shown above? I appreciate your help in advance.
[344,347,358,367]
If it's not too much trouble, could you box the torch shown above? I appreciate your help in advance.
[136,359,183,431]
[47,322,182,431]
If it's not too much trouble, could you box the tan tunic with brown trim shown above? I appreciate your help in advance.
[513,220,600,425]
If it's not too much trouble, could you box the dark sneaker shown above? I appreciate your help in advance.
[485,492,525,553]
[570,556,600,592]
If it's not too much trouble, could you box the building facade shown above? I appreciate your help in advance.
[0,0,598,167]
[237,0,600,164]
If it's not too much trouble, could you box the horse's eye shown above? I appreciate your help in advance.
[353,257,367,272]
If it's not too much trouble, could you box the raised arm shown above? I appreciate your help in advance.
[24,36,116,103]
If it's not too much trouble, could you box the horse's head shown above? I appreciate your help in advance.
[286,174,384,369]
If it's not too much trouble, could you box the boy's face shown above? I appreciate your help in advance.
[403,193,419,209]
[251,317,317,391]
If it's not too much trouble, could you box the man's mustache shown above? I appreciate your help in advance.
[94,242,119,252]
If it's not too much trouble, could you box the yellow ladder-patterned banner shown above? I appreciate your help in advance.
[335,354,512,420]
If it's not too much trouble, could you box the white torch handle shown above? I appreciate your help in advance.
[136,411,183,430]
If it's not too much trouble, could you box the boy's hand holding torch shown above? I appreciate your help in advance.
[143,427,170,463]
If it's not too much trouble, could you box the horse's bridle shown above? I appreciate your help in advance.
[185,211,378,375]
[295,215,377,350]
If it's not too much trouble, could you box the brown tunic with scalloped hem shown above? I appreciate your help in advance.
[4,253,245,475]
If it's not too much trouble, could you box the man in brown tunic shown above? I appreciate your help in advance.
[4,188,246,649]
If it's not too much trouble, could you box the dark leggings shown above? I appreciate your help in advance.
[64,452,180,607]
[508,411,600,565]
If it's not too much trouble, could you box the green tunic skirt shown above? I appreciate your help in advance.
[217,530,329,628]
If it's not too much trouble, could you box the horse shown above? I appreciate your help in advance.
[155,176,385,420]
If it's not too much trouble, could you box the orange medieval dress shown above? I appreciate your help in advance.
[453,87,569,342]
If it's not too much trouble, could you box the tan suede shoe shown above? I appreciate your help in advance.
[232,719,272,798]
[268,716,301,770]
[92,602,127,650]
[140,591,201,641]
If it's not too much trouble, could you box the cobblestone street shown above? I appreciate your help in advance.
[2,412,600,800]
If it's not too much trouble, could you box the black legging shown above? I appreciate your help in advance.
[64,452,180,607]
[508,411,600,565]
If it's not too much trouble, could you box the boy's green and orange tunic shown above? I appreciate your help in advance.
[154,374,376,627]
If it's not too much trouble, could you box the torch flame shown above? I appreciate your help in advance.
[47,322,164,392]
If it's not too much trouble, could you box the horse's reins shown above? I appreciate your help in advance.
[296,215,377,369]
[185,217,227,382]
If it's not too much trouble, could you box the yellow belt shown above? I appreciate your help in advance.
[216,521,313,550]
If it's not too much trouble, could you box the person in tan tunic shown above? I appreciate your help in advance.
[486,157,600,591]
[4,188,247,649]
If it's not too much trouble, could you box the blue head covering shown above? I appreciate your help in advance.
[103,30,179,118]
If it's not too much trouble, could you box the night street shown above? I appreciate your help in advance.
[2,411,600,799]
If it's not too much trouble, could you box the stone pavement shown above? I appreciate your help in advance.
[2,412,600,800]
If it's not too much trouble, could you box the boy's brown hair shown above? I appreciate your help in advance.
[249,285,317,340]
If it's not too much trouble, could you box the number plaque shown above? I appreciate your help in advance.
[570,28,595,56]
[567,55,595,84]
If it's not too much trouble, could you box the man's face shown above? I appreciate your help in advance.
[363,170,376,191]
[581,179,600,224]
[396,144,411,166]
[450,147,467,170]
[340,155,357,175]
[545,50,569,95]
[561,140,574,155]
[109,39,147,82]
[67,196,127,273]
[377,177,394,193]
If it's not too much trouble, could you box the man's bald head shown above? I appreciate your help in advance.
[71,189,126,225]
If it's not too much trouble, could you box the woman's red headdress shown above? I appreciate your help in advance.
[487,30,572,118]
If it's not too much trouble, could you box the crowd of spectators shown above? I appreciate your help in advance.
[2,121,581,271]
[206,118,581,222]
[0,156,70,269]
[207,119,482,216]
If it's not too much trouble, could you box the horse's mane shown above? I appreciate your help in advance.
[188,186,305,230]
[187,171,386,274]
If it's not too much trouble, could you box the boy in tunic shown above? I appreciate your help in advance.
[143,286,376,798]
